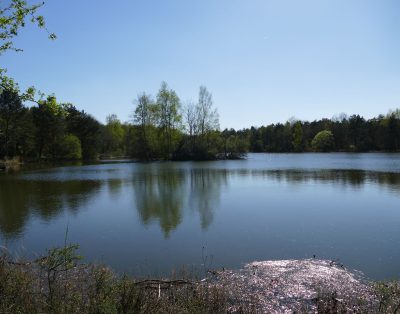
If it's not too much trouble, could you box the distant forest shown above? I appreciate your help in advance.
[1,81,400,162]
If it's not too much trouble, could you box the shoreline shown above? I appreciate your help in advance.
[0,248,398,313]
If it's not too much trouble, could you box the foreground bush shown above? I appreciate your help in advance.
[0,245,399,313]
[0,244,236,314]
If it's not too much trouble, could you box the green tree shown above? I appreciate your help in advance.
[156,82,182,159]
[31,96,66,158]
[348,115,368,151]
[224,133,248,159]
[0,86,24,157]
[249,126,264,152]
[195,86,219,153]
[384,112,400,151]
[179,86,220,160]
[102,114,125,156]
[64,104,101,160]
[183,101,198,153]
[15,107,36,157]
[133,93,157,159]
[292,121,304,152]
[311,130,335,152]
[59,134,82,160]
[197,86,219,137]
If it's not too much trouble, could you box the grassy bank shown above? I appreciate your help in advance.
[0,244,399,313]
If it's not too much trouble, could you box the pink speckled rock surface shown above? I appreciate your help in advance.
[209,259,376,313]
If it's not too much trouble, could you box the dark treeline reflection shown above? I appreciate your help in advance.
[133,167,227,236]
[1,166,400,239]
[0,167,228,240]
[0,177,101,238]
[246,169,400,191]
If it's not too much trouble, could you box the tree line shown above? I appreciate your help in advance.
[1,81,399,161]
[0,82,246,161]
[1,3,399,161]
[240,111,400,153]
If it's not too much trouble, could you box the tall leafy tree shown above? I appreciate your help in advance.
[182,101,198,154]
[133,93,158,160]
[179,86,220,159]
[64,104,101,160]
[0,86,23,157]
[197,86,219,137]
[348,115,368,151]
[156,82,182,159]
[31,96,65,158]
[102,114,125,155]
[292,121,304,152]
[385,113,400,151]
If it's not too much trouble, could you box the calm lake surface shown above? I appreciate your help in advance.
[1,153,399,280]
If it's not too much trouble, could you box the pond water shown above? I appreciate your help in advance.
[0,153,399,280]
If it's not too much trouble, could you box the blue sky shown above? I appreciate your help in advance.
[2,0,400,129]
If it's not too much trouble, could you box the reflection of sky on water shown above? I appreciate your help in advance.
[0,153,399,280]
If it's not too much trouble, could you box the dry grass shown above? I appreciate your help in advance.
[0,245,246,314]
[0,246,399,313]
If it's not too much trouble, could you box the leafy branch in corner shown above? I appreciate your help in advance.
[0,0,56,55]
[0,0,56,101]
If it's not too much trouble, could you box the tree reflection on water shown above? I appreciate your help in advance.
[1,166,400,239]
